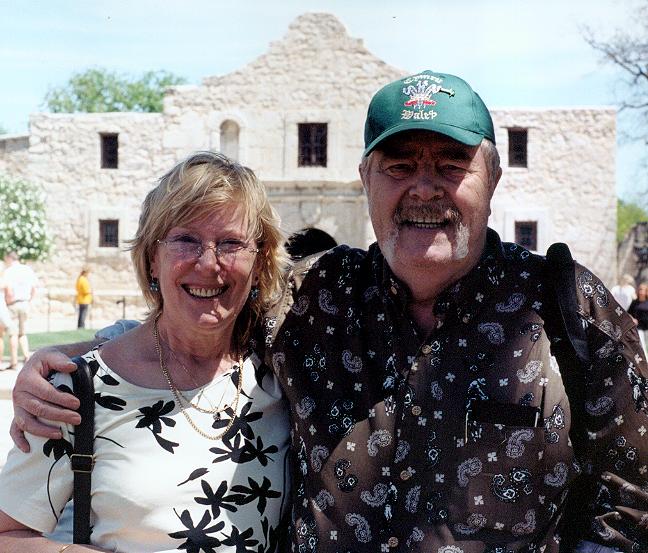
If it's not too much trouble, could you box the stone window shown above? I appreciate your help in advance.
[99,219,119,247]
[515,221,537,251]
[298,123,327,167]
[220,120,240,161]
[100,133,119,169]
[508,129,527,168]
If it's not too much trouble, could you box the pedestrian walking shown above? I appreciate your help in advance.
[3,252,37,366]
[75,267,92,329]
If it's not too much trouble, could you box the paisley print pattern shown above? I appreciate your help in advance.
[457,458,483,487]
[310,445,329,472]
[263,230,648,553]
[367,429,392,456]
[516,360,542,384]
[345,513,372,543]
[506,429,535,458]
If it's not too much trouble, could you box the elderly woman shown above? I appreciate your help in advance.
[0,152,290,552]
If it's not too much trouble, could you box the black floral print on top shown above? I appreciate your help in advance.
[0,350,290,553]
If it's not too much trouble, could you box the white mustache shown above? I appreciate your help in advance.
[395,204,461,224]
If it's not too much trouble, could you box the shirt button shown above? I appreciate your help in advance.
[388,536,399,548]
[421,344,432,354]
[390,285,398,295]
[400,470,411,481]
[411,405,422,416]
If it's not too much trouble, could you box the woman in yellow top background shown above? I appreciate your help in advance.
[75,266,92,328]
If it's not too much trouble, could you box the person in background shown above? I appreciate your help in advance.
[75,266,93,329]
[284,227,337,260]
[3,251,38,365]
[611,273,637,311]
[0,269,18,370]
[628,281,648,353]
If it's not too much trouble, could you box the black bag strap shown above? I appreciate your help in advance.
[69,355,95,544]
[545,242,590,366]
[544,243,595,551]
[544,243,590,451]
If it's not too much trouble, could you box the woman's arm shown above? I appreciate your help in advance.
[0,510,107,552]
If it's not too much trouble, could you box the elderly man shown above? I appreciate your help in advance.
[10,71,648,552]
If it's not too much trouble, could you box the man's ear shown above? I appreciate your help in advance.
[359,156,371,194]
[491,166,503,196]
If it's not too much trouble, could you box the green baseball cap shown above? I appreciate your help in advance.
[363,70,495,156]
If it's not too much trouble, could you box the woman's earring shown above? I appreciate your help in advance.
[150,277,160,292]
[249,285,259,300]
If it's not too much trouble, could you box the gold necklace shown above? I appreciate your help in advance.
[164,336,235,419]
[152,317,244,441]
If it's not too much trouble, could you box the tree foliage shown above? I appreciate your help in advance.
[584,4,648,139]
[618,198,648,243]
[0,173,51,261]
[44,68,186,113]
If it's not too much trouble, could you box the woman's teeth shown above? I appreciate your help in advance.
[186,286,222,298]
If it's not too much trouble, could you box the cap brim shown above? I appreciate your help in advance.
[363,121,485,157]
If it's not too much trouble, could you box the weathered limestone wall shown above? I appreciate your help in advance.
[0,135,30,177]
[489,108,617,285]
[24,113,170,329]
[162,13,405,182]
[0,13,618,330]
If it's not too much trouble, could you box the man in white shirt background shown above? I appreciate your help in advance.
[2,252,38,369]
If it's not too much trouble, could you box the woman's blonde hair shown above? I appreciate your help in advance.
[130,151,288,350]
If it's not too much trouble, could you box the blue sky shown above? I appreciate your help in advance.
[0,0,644,201]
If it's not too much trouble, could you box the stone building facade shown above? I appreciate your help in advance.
[0,13,617,330]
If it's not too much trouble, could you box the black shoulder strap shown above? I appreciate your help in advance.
[69,356,95,544]
[544,242,592,454]
[544,244,596,552]
[545,243,590,365]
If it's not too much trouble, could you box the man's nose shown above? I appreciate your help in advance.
[409,168,444,201]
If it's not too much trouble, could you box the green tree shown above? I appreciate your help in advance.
[0,124,7,135]
[618,198,648,242]
[0,174,51,260]
[44,68,186,113]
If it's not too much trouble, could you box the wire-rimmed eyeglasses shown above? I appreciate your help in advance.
[157,236,259,263]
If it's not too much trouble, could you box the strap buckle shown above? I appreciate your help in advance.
[70,453,95,473]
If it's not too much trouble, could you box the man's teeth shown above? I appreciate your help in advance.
[187,287,222,298]
[405,217,447,227]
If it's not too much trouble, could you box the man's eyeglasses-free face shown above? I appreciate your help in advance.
[157,235,259,263]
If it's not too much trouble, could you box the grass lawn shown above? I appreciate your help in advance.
[2,329,97,360]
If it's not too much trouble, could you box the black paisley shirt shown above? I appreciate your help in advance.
[264,228,648,553]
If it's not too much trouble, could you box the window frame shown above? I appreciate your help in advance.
[100,133,119,169]
[508,128,528,168]
[98,219,119,248]
[298,123,328,167]
[515,220,538,251]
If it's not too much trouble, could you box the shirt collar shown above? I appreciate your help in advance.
[371,228,507,319]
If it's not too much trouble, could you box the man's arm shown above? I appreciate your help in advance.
[10,340,101,453]
[10,320,141,452]
[572,266,648,551]
[4,284,13,306]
